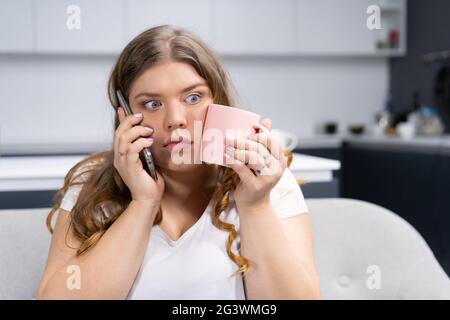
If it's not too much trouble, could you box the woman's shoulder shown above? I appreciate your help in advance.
[269,167,309,218]
[70,160,100,183]
[223,167,307,224]
[271,167,301,198]
[69,153,108,182]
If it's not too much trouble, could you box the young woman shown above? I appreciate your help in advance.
[36,25,320,300]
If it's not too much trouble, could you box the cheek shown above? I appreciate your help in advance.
[198,101,211,121]
[139,119,163,146]
[130,99,144,112]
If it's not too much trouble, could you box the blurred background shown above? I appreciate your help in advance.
[0,0,449,297]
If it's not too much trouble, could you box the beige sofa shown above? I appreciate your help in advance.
[1,198,449,299]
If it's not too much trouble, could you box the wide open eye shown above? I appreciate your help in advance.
[143,100,162,110]
[185,93,201,105]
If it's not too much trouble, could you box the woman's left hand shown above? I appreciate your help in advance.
[224,118,287,211]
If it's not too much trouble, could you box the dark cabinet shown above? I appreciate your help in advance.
[342,142,450,276]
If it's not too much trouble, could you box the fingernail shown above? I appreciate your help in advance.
[134,113,143,117]
[254,123,269,133]
[147,138,153,142]
[225,134,236,144]
[145,126,153,132]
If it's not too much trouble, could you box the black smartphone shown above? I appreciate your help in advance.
[116,90,158,181]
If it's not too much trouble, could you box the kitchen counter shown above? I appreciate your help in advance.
[0,153,341,192]
[4,134,449,155]
[297,133,450,150]
[290,153,340,183]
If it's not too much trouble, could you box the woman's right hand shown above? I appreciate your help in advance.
[113,107,165,205]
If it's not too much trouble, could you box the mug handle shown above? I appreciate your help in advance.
[284,132,298,151]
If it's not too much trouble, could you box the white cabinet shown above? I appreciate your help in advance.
[210,0,296,55]
[35,0,125,53]
[0,0,406,56]
[0,0,33,52]
[296,0,377,55]
[125,0,211,45]
[295,0,406,55]
[210,0,405,56]
[374,0,407,56]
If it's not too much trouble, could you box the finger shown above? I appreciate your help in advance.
[224,152,255,182]
[226,147,266,169]
[225,134,271,160]
[226,146,281,178]
[261,118,272,131]
[252,121,271,134]
[117,125,153,161]
[248,120,271,149]
[253,131,282,159]
[122,125,154,144]
[125,137,154,166]
[114,112,144,155]
[117,107,125,122]
[118,112,144,132]
[237,148,281,177]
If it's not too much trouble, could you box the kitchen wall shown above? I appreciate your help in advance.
[390,0,450,131]
[0,53,388,154]
[0,0,394,155]
[224,56,388,137]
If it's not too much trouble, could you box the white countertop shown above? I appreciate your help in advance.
[290,153,340,183]
[0,153,340,191]
[0,155,86,191]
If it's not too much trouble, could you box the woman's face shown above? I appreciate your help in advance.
[128,60,214,172]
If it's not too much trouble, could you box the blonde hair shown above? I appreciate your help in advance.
[46,25,293,277]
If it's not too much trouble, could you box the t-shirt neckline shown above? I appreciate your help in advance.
[154,197,214,247]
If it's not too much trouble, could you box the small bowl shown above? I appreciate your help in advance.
[349,125,365,135]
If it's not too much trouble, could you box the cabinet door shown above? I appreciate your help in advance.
[342,144,446,271]
[125,0,211,45]
[35,0,125,54]
[210,0,296,55]
[0,0,33,52]
[296,0,376,54]
[432,152,450,275]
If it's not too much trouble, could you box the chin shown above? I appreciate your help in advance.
[164,161,203,173]
[157,148,202,170]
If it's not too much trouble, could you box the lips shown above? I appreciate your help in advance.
[164,137,183,147]
[164,136,193,148]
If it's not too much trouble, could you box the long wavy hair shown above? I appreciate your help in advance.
[46,25,293,277]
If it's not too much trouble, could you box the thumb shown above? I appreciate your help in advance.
[261,118,272,131]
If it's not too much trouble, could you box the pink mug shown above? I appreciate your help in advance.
[200,104,261,167]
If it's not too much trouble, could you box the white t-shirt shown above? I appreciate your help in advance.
[59,166,308,300]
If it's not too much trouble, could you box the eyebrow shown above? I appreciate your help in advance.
[133,83,209,100]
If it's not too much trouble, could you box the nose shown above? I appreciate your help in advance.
[164,103,188,130]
